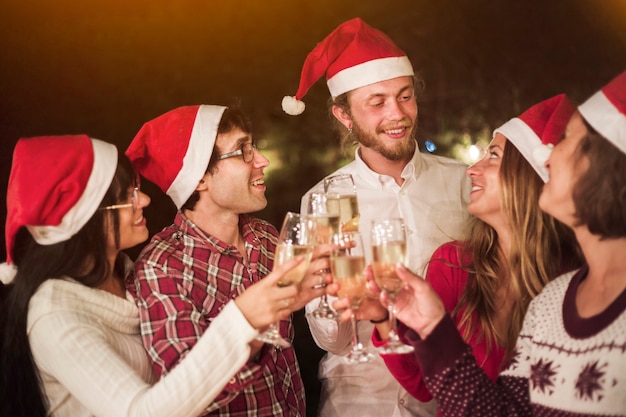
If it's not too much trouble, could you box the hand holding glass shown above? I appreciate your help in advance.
[256,212,313,348]
[330,231,374,363]
[306,192,340,320]
[370,218,414,354]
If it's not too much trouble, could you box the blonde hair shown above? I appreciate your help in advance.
[452,142,581,358]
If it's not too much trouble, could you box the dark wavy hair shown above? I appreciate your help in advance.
[0,163,131,417]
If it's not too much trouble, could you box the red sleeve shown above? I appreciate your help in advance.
[375,242,466,402]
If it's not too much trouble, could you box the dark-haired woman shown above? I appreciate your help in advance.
[0,135,303,417]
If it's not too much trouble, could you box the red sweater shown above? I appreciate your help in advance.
[373,241,506,407]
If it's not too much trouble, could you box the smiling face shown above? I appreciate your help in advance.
[334,76,417,161]
[105,176,151,257]
[466,133,506,228]
[539,111,589,227]
[204,128,270,215]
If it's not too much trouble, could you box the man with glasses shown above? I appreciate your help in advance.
[125,105,327,417]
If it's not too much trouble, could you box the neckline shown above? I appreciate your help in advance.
[563,265,626,339]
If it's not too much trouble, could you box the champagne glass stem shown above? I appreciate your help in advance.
[378,292,414,354]
[387,298,401,344]
[350,312,360,348]
[346,310,374,363]
[257,321,290,348]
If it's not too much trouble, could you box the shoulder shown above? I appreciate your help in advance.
[535,269,579,302]
[526,269,580,319]
[426,241,469,289]
[419,152,467,172]
[28,279,111,329]
[430,241,466,264]
[135,224,186,267]
[245,215,279,236]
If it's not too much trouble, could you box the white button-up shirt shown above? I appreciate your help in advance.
[302,146,471,417]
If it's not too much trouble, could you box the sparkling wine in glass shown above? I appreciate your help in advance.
[306,192,341,320]
[324,174,360,233]
[256,212,313,348]
[330,231,374,363]
[370,217,414,354]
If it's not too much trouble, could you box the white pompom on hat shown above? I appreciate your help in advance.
[494,94,575,183]
[282,17,414,116]
[5,135,118,264]
[125,105,227,209]
[578,69,626,155]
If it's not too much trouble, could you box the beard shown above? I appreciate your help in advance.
[352,119,417,161]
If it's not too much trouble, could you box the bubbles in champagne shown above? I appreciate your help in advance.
[330,255,366,306]
[371,241,406,294]
[326,194,360,232]
[307,214,341,244]
[275,243,313,286]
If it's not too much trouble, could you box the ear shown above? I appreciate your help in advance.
[195,176,209,191]
[332,105,353,130]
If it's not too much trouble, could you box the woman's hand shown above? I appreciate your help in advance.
[390,263,446,339]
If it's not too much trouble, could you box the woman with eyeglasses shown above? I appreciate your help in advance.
[0,135,306,417]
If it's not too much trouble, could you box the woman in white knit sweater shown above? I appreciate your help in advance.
[0,134,306,417]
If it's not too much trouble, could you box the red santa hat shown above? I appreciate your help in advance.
[126,105,227,209]
[578,69,626,155]
[4,135,118,265]
[282,17,414,115]
[494,94,575,182]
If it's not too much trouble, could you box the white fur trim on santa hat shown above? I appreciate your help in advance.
[327,56,414,98]
[282,96,306,116]
[495,118,549,182]
[27,139,118,246]
[579,91,626,155]
[166,105,226,209]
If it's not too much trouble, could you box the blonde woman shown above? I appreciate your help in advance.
[333,95,582,409]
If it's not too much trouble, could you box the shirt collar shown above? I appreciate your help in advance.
[353,143,421,189]
[174,211,262,251]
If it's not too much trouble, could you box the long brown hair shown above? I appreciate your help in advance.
[452,142,582,356]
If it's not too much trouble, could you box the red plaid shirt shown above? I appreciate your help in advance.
[133,212,305,416]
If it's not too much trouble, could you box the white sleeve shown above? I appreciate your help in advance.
[29,301,256,417]
[304,296,352,355]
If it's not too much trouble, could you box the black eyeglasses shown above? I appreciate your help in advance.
[100,172,141,214]
[217,142,257,163]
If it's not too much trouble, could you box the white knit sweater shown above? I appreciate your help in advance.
[27,278,257,417]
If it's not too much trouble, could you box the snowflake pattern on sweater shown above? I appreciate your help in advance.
[414,266,626,416]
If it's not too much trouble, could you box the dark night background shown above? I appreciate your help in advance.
[1,1,626,415]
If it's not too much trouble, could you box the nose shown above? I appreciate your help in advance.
[253,147,270,169]
[138,190,151,208]
[466,160,483,178]
[386,99,406,121]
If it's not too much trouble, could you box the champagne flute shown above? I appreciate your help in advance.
[370,218,414,354]
[256,212,313,348]
[324,174,359,233]
[330,231,375,363]
[306,192,341,320]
